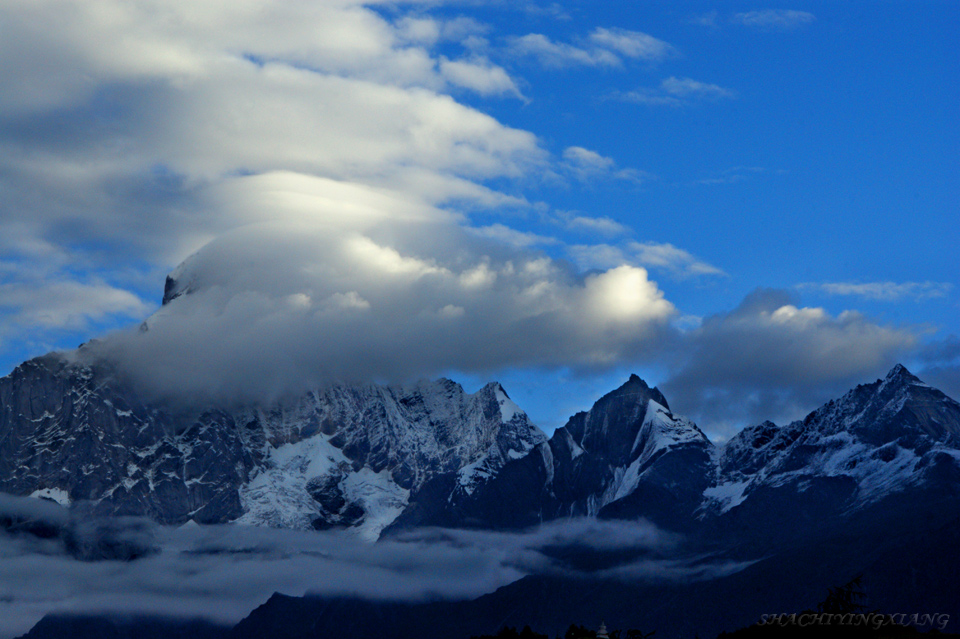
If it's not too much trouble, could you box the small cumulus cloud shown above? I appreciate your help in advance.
[798,281,953,302]
[563,146,616,172]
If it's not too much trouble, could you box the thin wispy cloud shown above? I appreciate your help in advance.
[522,3,573,21]
[506,33,621,68]
[0,502,743,639]
[569,241,727,280]
[693,10,816,30]
[506,28,674,69]
[439,55,526,99]
[466,223,560,248]
[588,28,675,61]
[661,77,736,99]
[560,214,631,237]
[696,166,783,186]
[690,11,721,28]
[560,146,653,185]
[732,10,816,30]
[800,281,954,302]
[616,77,736,107]
[395,16,491,46]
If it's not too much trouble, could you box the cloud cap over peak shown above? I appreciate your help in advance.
[89,220,676,404]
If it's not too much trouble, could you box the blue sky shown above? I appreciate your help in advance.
[0,1,956,439]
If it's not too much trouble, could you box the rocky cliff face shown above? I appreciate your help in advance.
[707,364,960,521]
[0,354,544,539]
[396,374,715,532]
[0,354,257,524]
[2,352,958,542]
[410,364,960,537]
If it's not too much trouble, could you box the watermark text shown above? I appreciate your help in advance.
[758,612,950,631]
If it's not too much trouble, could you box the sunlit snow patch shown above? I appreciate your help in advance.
[495,385,522,423]
[29,488,71,507]
[702,481,750,513]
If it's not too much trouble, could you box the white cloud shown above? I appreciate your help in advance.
[0,1,692,389]
[569,241,726,280]
[617,77,736,106]
[0,510,733,638]
[587,27,675,61]
[0,278,150,334]
[562,146,616,172]
[561,214,630,237]
[467,224,559,248]
[660,77,736,99]
[732,10,816,29]
[522,3,572,21]
[662,289,917,435]
[630,242,727,278]
[88,221,675,403]
[506,33,621,68]
[439,56,525,99]
[506,28,673,69]
[800,281,953,302]
[560,146,652,184]
[394,16,490,47]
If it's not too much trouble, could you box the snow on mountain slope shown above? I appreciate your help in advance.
[4,353,958,540]
[0,354,545,539]
[236,379,545,537]
[602,400,711,506]
[453,374,718,524]
[706,365,960,514]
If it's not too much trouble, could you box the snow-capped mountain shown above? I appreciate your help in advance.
[408,364,960,536]
[705,364,960,519]
[397,374,716,531]
[2,340,958,542]
[6,360,960,639]
[0,354,543,540]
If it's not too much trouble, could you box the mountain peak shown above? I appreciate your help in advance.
[883,363,921,385]
[618,374,670,412]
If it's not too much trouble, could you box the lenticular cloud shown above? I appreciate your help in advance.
[88,216,675,404]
